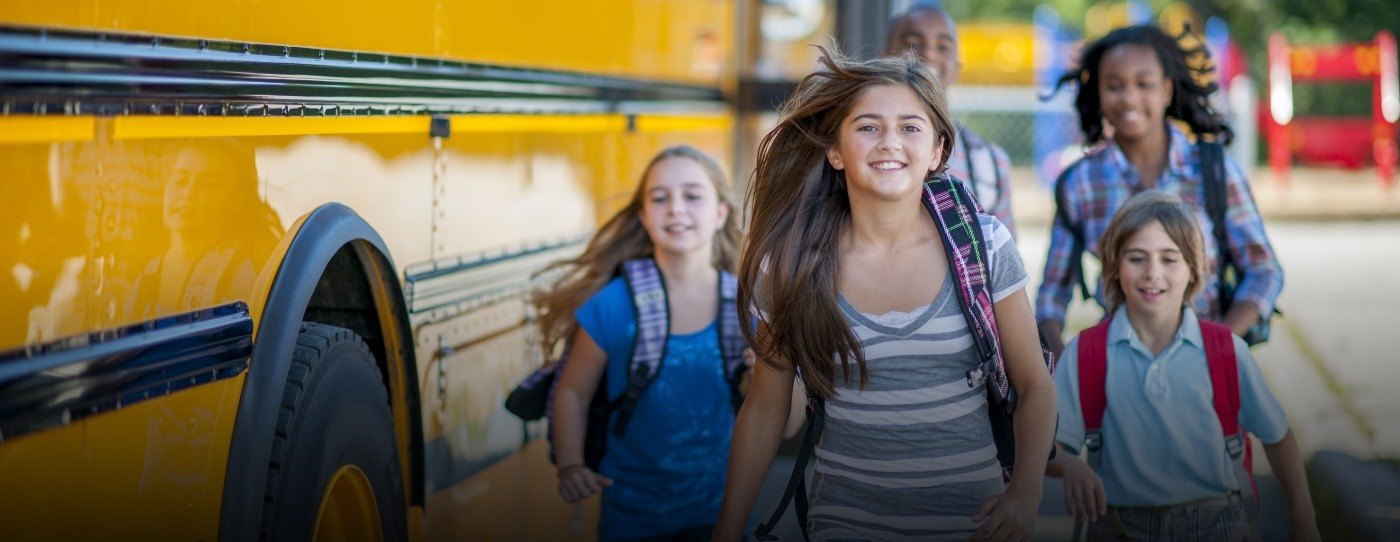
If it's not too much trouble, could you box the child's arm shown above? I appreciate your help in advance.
[1045,445,1107,523]
[713,324,796,542]
[972,286,1057,541]
[1262,430,1321,542]
[550,328,613,503]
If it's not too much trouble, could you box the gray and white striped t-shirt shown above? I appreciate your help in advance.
[808,216,1028,542]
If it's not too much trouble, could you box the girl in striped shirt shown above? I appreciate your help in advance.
[713,49,1056,542]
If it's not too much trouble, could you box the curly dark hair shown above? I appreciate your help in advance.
[1051,24,1232,146]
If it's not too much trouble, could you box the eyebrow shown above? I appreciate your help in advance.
[648,182,708,192]
[853,113,928,122]
[1122,247,1182,254]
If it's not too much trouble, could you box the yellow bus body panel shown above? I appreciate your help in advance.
[0,112,733,539]
[0,0,732,86]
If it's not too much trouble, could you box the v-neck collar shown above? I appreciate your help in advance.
[838,273,954,336]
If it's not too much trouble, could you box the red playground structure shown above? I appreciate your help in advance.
[1266,31,1398,187]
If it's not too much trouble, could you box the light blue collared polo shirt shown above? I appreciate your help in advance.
[1054,307,1290,507]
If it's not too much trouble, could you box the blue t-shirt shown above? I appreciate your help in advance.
[576,276,736,541]
[1054,307,1290,507]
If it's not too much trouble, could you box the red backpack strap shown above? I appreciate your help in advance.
[1077,320,1112,433]
[1200,320,1240,436]
[1200,319,1260,516]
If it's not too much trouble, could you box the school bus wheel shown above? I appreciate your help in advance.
[258,322,408,542]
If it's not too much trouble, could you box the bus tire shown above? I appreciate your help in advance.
[259,322,407,542]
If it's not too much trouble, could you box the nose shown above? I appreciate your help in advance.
[877,129,901,151]
[1144,259,1164,280]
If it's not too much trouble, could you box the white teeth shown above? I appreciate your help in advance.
[871,161,904,171]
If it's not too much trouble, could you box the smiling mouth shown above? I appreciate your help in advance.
[870,161,906,171]
[663,225,693,233]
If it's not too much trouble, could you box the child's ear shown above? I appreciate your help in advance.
[930,136,946,173]
[1162,79,1173,105]
[826,147,845,171]
[715,200,730,230]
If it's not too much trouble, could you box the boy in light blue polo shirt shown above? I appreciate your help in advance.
[1045,191,1319,541]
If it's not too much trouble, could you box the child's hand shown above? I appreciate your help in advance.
[968,486,1038,541]
[1060,458,1106,523]
[557,465,613,503]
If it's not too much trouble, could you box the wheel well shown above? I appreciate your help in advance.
[303,244,391,387]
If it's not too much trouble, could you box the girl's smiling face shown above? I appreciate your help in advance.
[1097,43,1172,144]
[1117,219,1191,318]
[826,84,945,202]
[639,156,728,257]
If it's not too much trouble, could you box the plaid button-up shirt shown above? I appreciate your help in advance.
[1035,124,1284,325]
[946,124,1016,238]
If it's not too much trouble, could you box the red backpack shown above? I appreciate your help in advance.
[1075,318,1259,521]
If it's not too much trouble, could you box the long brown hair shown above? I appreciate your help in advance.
[1097,190,1207,313]
[533,145,741,359]
[740,47,955,399]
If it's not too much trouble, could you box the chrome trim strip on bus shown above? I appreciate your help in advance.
[404,236,587,323]
[0,302,253,443]
[0,26,725,117]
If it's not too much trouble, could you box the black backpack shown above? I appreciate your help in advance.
[753,177,1055,541]
[504,258,748,470]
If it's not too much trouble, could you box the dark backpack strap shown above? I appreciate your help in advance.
[1200,140,1234,309]
[718,270,748,413]
[611,258,670,437]
[1053,165,1093,302]
[922,177,1004,396]
[754,393,824,542]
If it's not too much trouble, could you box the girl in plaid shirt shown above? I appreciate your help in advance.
[1035,25,1283,357]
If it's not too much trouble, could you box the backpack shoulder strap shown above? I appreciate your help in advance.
[717,270,747,412]
[611,258,670,437]
[1076,319,1111,473]
[1199,318,1258,515]
[1053,164,1093,302]
[1201,319,1241,436]
[1077,320,1112,433]
[1200,140,1236,312]
[923,177,1003,392]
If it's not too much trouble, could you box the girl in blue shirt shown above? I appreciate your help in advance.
[542,145,745,541]
[1046,191,1318,541]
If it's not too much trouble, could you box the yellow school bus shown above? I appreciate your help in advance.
[0,2,735,540]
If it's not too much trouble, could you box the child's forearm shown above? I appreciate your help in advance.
[550,388,590,468]
[713,399,789,541]
[1262,430,1317,522]
[1007,380,1057,495]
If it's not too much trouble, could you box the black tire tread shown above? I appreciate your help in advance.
[258,322,397,541]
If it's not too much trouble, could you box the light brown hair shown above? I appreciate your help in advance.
[533,145,741,357]
[740,47,955,399]
[1097,190,1207,313]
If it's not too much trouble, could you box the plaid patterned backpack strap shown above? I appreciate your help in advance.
[717,270,747,412]
[611,258,670,437]
[922,177,1009,400]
